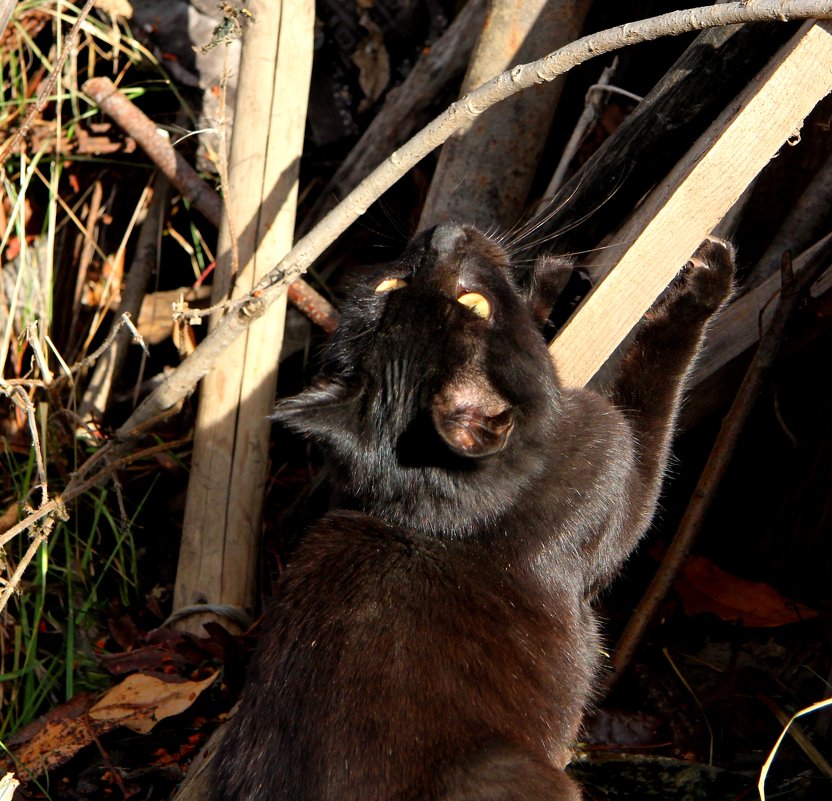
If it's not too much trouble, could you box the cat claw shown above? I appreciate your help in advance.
[676,237,735,311]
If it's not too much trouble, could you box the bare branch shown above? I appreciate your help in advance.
[0,0,96,162]
[113,1,832,441]
[81,78,338,333]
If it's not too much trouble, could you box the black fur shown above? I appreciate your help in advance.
[215,225,734,800]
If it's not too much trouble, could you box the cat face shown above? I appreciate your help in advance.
[274,224,570,536]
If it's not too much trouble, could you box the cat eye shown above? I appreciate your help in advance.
[457,292,492,320]
[374,277,408,294]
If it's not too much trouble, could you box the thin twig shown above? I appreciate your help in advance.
[0,528,53,611]
[606,234,832,691]
[81,77,339,334]
[0,436,189,613]
[544,59,618,201]
[25,321,53,383]
[0,0,96,162]
[74,312,148,373]
[112,2,832,442]
[80,174,168,420]
[6,385,48,508]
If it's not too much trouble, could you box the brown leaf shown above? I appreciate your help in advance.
[7,693,103,776]
[675,555,817,627]
[8,672,217,775]
[88,671,218,734]
[351,13,390,113]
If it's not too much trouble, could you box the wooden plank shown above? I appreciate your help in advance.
[548,20,832,388]
[174,0,314,633]
[532,20,792,257]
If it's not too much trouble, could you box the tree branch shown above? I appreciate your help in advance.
[81,78,338,334]
[112,1,832,441]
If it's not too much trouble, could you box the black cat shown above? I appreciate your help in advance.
[214,223,734,800]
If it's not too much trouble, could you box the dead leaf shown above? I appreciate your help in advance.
[675,555,817,627]
[351,13,390,113]
[7,693,100,776]
[172,318,197,356]
[8,673,217,775]
[89,671,218,734]
[137,285,211,345]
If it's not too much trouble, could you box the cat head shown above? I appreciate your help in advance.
[274,224,570,536]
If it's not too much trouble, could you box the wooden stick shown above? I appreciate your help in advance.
[549,20,832,387]
[173,0,315,634]
[113,3,832,442]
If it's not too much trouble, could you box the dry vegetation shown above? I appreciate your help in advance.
[1,1,831,799]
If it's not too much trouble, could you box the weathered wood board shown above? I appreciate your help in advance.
[549,20,832,387]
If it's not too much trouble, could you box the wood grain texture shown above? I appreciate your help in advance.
[418,0,592,231]
[549,20,832,388]
[175,0,314,632]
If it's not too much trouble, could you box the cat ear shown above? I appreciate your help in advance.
[431,378,514,458]
[272,379,360,446]
[523,255,573,325]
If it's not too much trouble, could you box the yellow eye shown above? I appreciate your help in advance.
[374,277,408,294]
[457,292,491,320]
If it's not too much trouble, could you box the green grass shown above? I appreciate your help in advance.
[0,444,151,739]
[0,0,193,742]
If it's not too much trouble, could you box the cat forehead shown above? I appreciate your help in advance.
[385,224,513,285]
[429,223,510,264]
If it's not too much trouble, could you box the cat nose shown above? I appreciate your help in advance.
[430,223,467,259]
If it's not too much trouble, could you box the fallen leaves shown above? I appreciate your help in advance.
[89,672,218,735]
[674,555,817,627]
[7,672,217,776]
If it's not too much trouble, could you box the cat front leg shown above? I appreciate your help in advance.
[612,237,734,454]
[587,238,735,590]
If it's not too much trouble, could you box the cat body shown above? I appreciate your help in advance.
[215,224,734,800]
